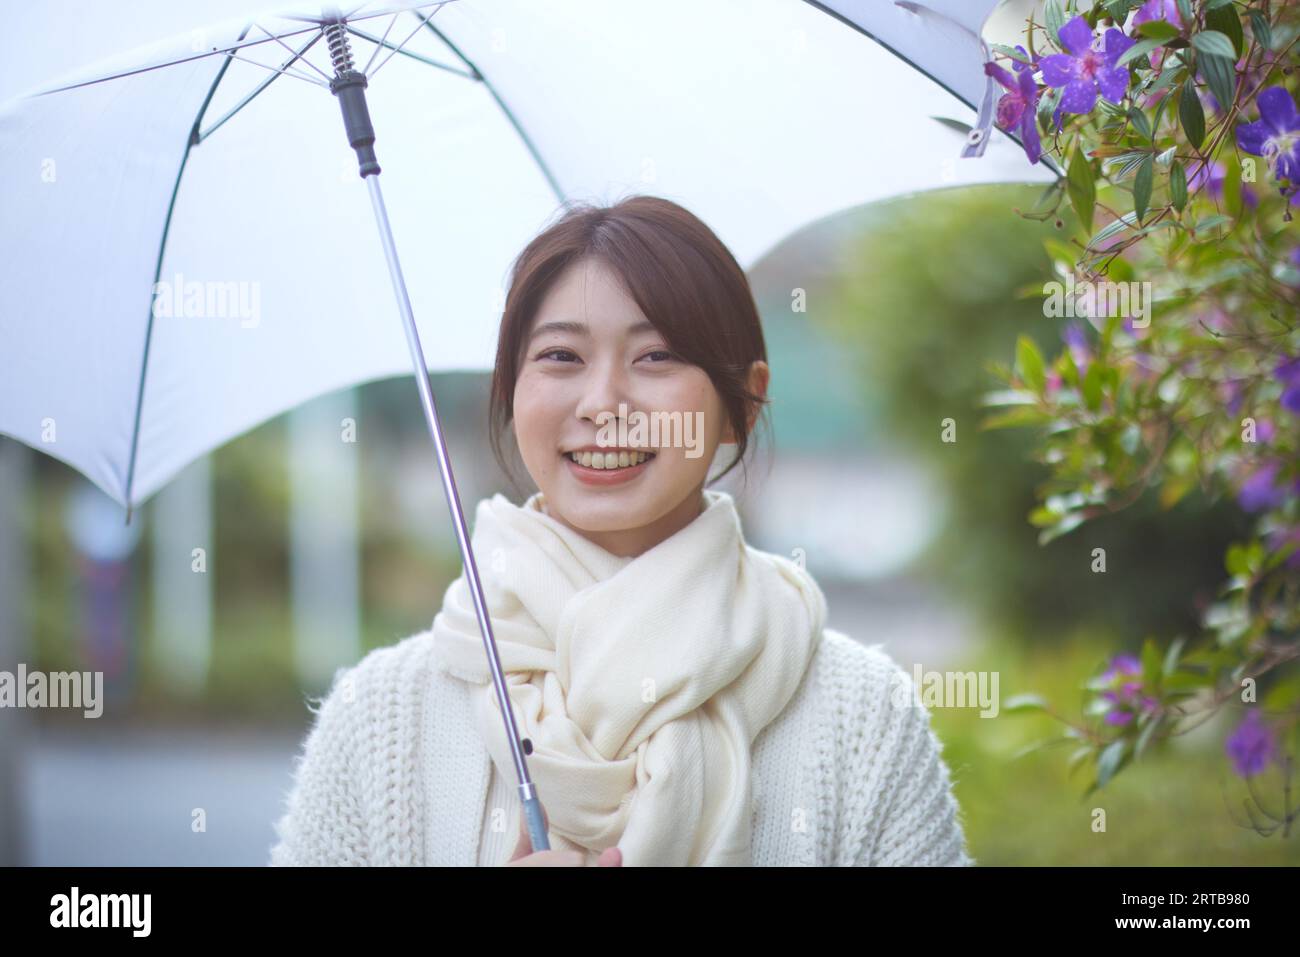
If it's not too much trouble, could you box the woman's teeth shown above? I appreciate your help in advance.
[567,450,655,469]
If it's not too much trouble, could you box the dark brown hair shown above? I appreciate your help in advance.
[488,194,772,496]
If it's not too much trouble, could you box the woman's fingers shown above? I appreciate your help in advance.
[595,847,623,867]
[509,849,589,867]
[505,800,622,866]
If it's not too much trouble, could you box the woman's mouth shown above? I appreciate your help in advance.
[561,449,656,485]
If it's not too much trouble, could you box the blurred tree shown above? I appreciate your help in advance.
[825,184,1250,645]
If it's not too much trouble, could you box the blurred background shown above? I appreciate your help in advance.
[4,181,1296,866]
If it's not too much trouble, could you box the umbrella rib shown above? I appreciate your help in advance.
[346,25,475,79]
[361,12,401,76]
[252,20,334,81]
[30,4,448,97]
[365,3,449,80]
[34,25,325,96]
[223,50,331,88]
[123,28,254,521]
[195,30,326,145]
[413,12,567,205]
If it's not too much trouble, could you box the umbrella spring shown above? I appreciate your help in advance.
[324,20,355,76]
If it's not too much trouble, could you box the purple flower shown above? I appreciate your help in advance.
[1225,710,1277,777]
[1266,524,1300,572]
[1132,0,1183,29]
[1221,378,1245,416]
[1187,161,1259,208]
[1276,356,1300,413]
[1040,16,1135,117]
[1102,653,1141,682]
[1098,653,1158,726]
[1063,321,1091,375]
[1237,460,1284,512]
[984,46,1041,164]
[1236,86,1300,185]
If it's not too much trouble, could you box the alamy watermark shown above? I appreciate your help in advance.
[595,402,705,459]
[891,664,1001,718]
[1043,273,1151,328]
[0,664,103,718]
[151,271,261,329]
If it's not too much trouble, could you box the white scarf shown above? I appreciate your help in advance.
[430,488,826,866]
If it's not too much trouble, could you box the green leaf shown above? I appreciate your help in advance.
[1225,542,1255,577]
[1002,694,1050,714]
[1249,10,1272,51]
[980,406,1052,430]
[1196,42,1238,113]
[979,388,1039,407]
[1205,5,1244,59]
[1119,36,1166,67]
[1162,636,1186,679]
[1045,0,1066,45]
[931,115,974,136]
[1191,213,1231,234]
[1136,20,1180,42]
[1038,511,1087,545]
[1135,712,1162,757]
[1170,160,1187,210]
[990,43,1034,65]
[1082,362,1104,411]
[1191,30,1237,60]
[1096,739,1127,789]
[1016,335,1046,393]
[1176,0,1192,25]
[1104,150,1152,180]
[1128,107,1153,142]
[1134,154,1153,222]
[1141,638,1162,688]
[1068,746,1094,772]
[1204,0,1235,8]
[1178,80,1205,148]
[1087,210,1138,250]
[1067,142,1096,235]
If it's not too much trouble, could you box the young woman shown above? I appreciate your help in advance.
[270,195,973,867]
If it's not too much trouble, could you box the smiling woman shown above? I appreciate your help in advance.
[269,194,973,868]
[488,196,773,558]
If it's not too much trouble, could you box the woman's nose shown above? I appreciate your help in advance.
[574,360,630,424]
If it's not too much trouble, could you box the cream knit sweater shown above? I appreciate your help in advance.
[269,624,974,866]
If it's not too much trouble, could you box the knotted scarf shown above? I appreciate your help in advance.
[430,488,826,866]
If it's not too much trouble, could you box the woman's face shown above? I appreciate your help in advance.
[512,256,767,558]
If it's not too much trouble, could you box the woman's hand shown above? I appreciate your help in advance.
[505,804,622,867]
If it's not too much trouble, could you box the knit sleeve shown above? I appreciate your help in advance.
[859,659,973,867]
[268,664,368,866]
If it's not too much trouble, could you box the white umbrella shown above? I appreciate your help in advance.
[0,0,1054,853]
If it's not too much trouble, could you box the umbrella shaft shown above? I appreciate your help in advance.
[364,175,544,827]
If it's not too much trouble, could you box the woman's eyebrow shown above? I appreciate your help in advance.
[528,319,655,342]
[529,320,588,341]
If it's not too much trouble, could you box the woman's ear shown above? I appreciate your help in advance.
[744,360,770,434]
[722,360,770,444]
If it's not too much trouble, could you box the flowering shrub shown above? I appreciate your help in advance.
[982,0,1299,836]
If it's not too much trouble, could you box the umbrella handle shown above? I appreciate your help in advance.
[521,792,551,853]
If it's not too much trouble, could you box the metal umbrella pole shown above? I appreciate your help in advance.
[322,11,549,853]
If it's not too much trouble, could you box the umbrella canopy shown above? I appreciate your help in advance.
[0,0,1053,514]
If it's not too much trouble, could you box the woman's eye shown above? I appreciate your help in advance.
[641,350,676,363]
[537,348,579,362]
